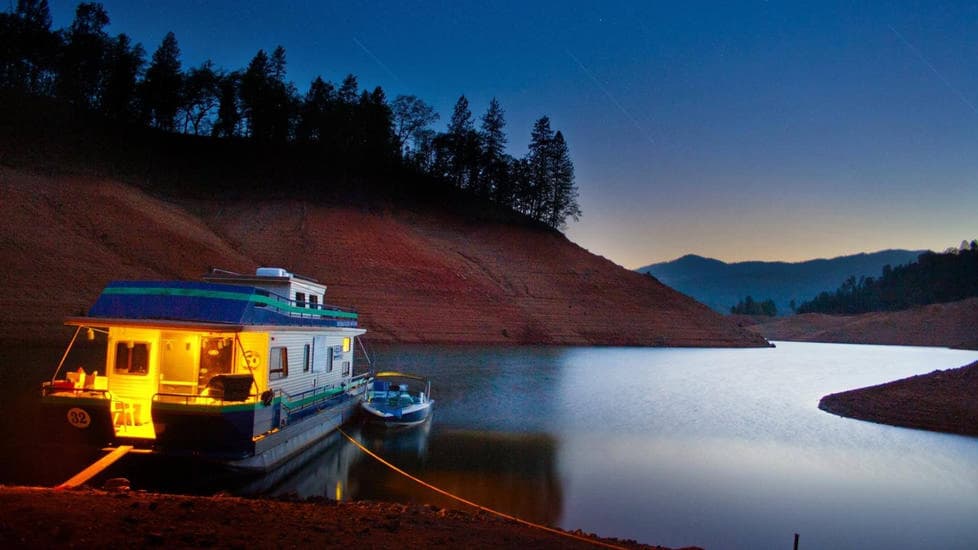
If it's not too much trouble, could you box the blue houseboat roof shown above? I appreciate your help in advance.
[85,281,358,328]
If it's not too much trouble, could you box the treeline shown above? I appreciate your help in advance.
[730,296,777,317]
[797,240,978,314]
[0,1,580,229]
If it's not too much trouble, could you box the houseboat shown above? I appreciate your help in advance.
[40,268,369,472]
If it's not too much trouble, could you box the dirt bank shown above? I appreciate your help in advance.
[0,166,766,348]
[749,298,978,350]
[819,361,978,436]
[0,486,692,550]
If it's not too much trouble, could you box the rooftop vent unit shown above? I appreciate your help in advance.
[256,267,291,278]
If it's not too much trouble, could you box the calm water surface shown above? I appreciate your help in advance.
[361,342,978,550]
[5,342,978,549]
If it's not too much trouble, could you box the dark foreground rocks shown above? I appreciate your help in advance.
[0,486,697,550]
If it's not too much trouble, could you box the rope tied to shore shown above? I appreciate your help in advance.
[338,428,628,550]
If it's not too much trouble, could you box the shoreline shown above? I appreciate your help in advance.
[747,298,978,351]
[819,360,978,437]
[0,486,691,550]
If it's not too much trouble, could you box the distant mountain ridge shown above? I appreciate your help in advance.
[638,250,926,315]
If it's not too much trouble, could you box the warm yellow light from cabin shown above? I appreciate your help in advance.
[342,337,351,353]
[236,332,270,393]
[335,481,343,501]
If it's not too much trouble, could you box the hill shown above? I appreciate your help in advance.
[747,297,978,350]
[795,243,978,314]
[638,251,924,315]
[0,165,767,348]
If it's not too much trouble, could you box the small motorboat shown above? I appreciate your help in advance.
[362,371,433,427]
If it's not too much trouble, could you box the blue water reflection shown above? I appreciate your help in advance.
[368,342,978,549]
[4,341,977,549]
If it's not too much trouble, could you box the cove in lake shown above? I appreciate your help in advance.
[4,341,978,549]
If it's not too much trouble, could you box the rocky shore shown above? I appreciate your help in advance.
[819,361,978,436]
[0,486,693,550]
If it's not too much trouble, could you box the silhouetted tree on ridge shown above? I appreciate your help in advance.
[212,70,241,138]
[141,31,182,131]
[0,0,59,95]
[180,60,219,135]
[391,94,438,162]
[56,2,110,109]
[731,296,777,316]
[796,241,978,314]
[100,33,143,122]
[479,97,510,202]
[1,1,584,230]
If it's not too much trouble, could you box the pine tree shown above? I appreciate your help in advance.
[479,98,509,200]
[337,74,358,104]
[57,2,110,108]
[355,86,396,162]
[547,131,580,229]
[100,33,144,121]
[265,46,296,143]
[297,76,335,143]
[141,31,182,131]
[239,49,271,140]
[1,0,59,94]
[445,95,479,189]
[526,116,555,222]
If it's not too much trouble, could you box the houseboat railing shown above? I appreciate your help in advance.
[279,387,346,423]
[40,383,110,399]
[252,289,358,320]
[278,375,369,422]
[151,374,368,410]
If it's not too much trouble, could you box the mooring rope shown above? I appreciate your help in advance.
[338,428,628,549]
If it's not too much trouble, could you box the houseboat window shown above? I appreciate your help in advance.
[199,337,233,388]
[326,348,333,373]
[114,342,150,375]
[309,295,319,309]
[270,346,288,380]
[302,344,311,372]
[342,337,351,353]
[342,361,350,376]
[295,292,306,308]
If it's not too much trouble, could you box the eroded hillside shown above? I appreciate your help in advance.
[1,166,767,347]
[750,298,978,350]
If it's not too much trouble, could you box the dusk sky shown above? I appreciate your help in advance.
[50,1,978,267]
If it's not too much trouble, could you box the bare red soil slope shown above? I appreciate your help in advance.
[819,361,978,436]
[1,167,766,347]
[749,298,978,350]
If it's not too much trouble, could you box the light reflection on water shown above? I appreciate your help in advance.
[361,342,978,550]
[4,341,978,549]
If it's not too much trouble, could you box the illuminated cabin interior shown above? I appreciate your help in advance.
[42,267,364,454]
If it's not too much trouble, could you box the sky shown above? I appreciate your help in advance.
[48,1,978,268]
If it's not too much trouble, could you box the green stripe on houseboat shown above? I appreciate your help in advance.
[152,399,270,414]
[101,286,358,319]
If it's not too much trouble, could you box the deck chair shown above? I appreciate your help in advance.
[113,400,134,430]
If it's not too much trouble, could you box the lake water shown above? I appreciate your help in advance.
[4,341,978,549]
